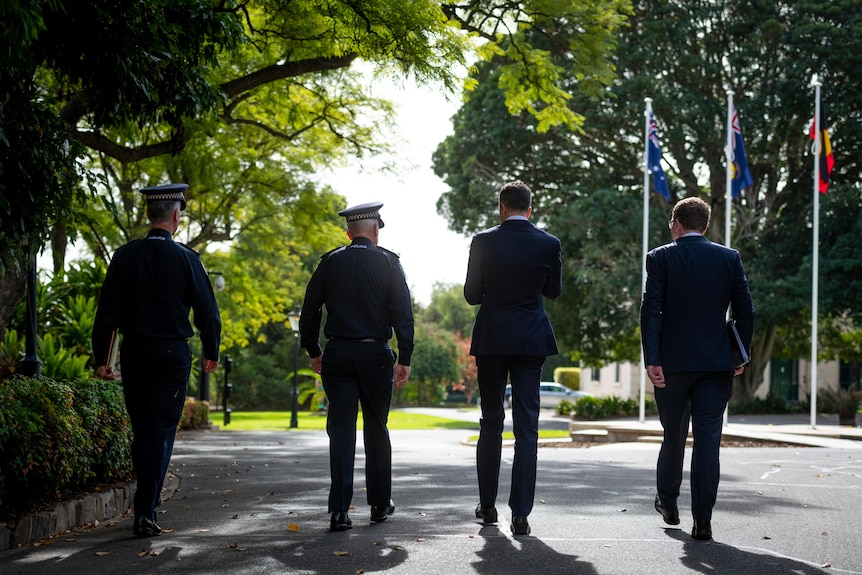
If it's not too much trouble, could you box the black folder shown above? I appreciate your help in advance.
[727,319,750,368]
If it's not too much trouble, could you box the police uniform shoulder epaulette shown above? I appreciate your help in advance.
[320,246,348,259]
[177,242,202,256]
[377,246,401,259]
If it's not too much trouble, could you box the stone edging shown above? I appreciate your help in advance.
[0,483,136,550]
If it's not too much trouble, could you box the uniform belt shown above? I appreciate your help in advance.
[329,336,386,343]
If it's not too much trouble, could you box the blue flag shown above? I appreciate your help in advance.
[648,111,670,200]
[730,106,754,198]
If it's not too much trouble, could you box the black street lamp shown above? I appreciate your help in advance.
[20,247,41,377]
[287,304,302,428]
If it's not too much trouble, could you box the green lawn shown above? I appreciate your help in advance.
[218,410,480,431]
[218,411,571,442]
[465,430,571,442]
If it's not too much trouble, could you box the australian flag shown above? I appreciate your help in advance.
[730,106,754,198]
[648,111,670,200]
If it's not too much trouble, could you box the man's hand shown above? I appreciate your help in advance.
[310,354,323,374]
[394,364,411,390]
[647,365,666,389]
[203,358,219,373]
[733,365,745,377]
[96,365,115,380]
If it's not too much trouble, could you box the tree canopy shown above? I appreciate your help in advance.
[433,0,862,399]
[0,0,633,342]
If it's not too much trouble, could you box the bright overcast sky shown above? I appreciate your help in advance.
[326,76,473,307]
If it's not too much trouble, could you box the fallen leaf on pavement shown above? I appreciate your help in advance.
[333,551,350,556]
[288,523,300,532]
[95,551,110,556]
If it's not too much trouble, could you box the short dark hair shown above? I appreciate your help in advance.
[499,181,531,212]
[147,200,181,224]
[672,196,710,232]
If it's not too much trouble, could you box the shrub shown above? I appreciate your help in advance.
[730,393,796,415]
[0,375,133,516]
[180,397,211,429]
[69,378,133,481]
[565,395,658,419]
[0,377,96,514]
[554,367,581,390]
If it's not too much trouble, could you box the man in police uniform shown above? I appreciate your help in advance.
[299,201,413,532]
[92,183,221,537]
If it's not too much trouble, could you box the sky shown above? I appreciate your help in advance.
[326,77,473,307]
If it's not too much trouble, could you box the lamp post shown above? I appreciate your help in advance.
[200,271,225,403]
[20,245,41,377]
[287,304,302,428]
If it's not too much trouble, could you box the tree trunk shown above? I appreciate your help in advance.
[51,221,67,273]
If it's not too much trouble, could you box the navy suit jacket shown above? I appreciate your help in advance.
[465,218,562,357]
[641,234,755,372]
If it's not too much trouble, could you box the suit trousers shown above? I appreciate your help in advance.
[321,340,396,513]
[654,371,733,521]
[475,354,544,517]
[121,340,191,521]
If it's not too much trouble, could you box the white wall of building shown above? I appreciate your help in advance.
[580,359,844,402]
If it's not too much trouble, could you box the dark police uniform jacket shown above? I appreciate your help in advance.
[299,236,414,365]
[92,228,221,366]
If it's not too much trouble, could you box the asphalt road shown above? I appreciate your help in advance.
[2,421,860,574]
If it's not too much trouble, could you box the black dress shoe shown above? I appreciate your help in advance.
[330,511,352,532]
[370,500,395,523]
[133,516,162,537]
[692,518,712,540]
[511,516,530,536]
[654,495,680,526]
[475,504,498,524]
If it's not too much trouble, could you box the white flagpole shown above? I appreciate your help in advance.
[723,91,734,428]
[639,98,652,424]
[810,75,821,429]
[725,91,734,249]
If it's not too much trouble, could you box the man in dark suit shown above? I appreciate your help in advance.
[465,181,562,536]
[93,183,221,538]
[641,196,755,541]
[300,202,413,532]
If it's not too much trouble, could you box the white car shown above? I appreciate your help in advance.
[505,382,591,409]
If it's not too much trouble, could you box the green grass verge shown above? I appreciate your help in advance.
[219,410,480,431]
[465,430,571,442]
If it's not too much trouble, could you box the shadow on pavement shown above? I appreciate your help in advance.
[472,525,597,575]
[668,529,826,574]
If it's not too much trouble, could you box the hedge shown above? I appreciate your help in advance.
[554,367,581,390]
[0,375,132,516]
[560,394,659,419]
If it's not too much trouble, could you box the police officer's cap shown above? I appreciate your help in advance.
[140,183,188,211]
[338,201,384,228]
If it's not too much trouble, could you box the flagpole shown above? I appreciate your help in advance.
[725,91,734,249]
[723,91,735,428]
[810,75,821,429]
[639,98,652,424]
